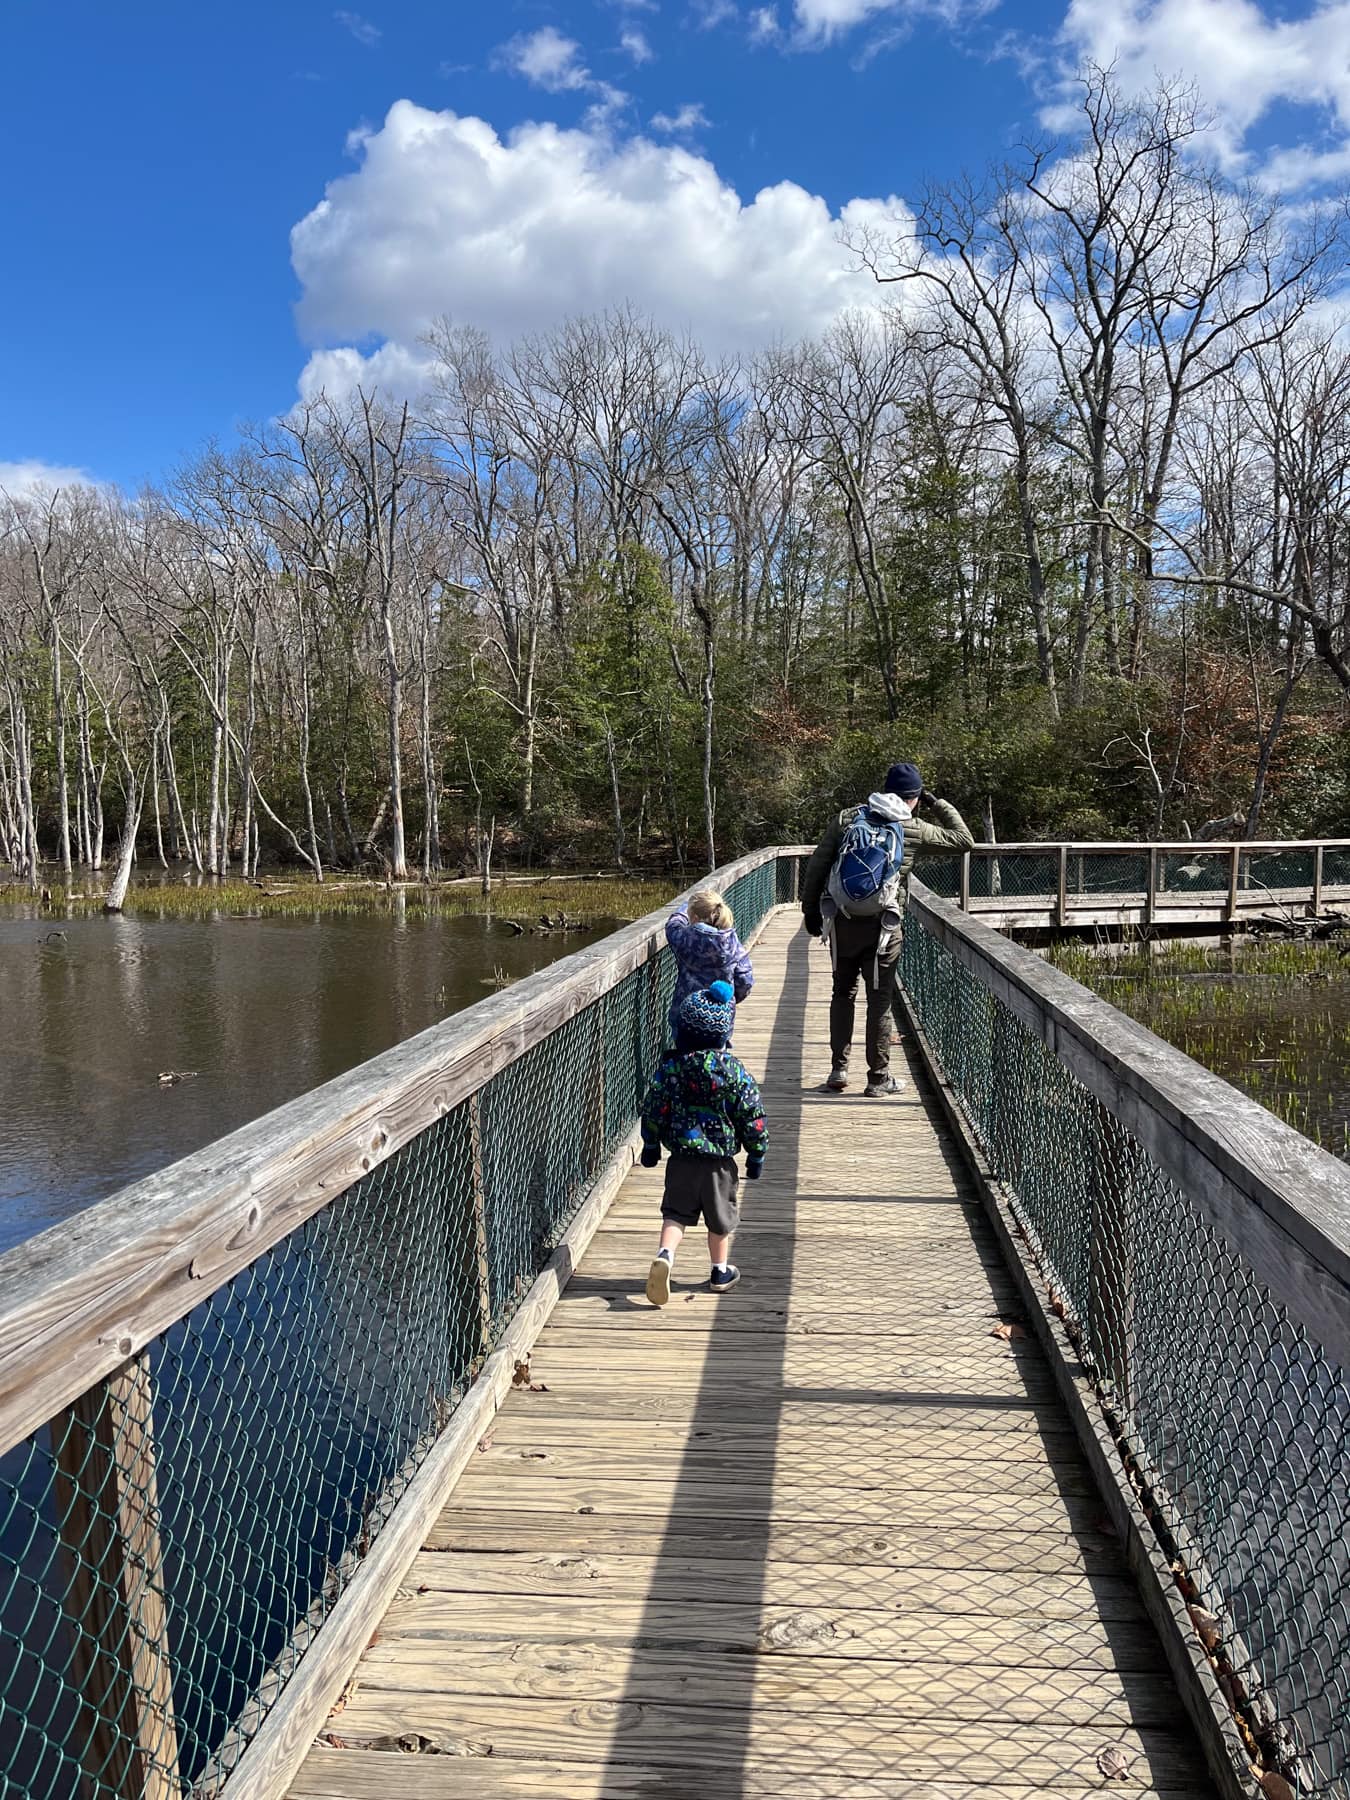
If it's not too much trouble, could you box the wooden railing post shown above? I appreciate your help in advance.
[959,851,971,912]
[1145,846,1158,926]
[1226,843,1240,923]
[51,1355,180,1800]
[466,1094,494,1361]
[1056,844,1068,927]
[1313,844,1325,916]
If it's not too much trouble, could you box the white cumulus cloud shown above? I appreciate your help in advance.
[621,25,656,60]
[289,101,902,396]
[792,0,991,42]
[651,102,710,131]
[0,459,103,498]
[495,27,631,129]
[1055,0,1350,175]
[498,26,592,90]
[334,9,381,46]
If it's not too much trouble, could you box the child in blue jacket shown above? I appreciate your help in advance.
[640,981,767,1305]
[665,888,754,1040]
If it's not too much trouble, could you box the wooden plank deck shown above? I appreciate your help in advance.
[289,912,1215,1800]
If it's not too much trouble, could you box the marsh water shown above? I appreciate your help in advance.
[1051,937,1350,1160]
[0,898,629,1253]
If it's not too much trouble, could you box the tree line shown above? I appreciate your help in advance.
[3,69,1349,897]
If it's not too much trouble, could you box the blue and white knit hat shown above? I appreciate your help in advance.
[678,979,735,1046]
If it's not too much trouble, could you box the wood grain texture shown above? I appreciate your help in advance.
[287,913,1215,1800]
[292,1744,1215,1800]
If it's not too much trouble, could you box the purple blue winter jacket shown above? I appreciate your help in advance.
[665,907,754,1032]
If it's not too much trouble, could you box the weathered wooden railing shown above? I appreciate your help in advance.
[0,851,797,1800]
[922,837,1350,928]
[900,879,1350,1800]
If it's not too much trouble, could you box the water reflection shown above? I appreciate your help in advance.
[0,907,603,1251]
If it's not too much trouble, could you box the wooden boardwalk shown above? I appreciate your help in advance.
[290,913,1214,1800]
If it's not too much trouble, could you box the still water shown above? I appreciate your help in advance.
[0,904,609,1252]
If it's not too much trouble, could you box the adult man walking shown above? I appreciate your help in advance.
[801,761,973,1096]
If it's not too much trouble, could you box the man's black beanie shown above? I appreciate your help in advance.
[884,761,924,799]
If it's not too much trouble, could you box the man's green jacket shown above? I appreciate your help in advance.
[801,797,975,936]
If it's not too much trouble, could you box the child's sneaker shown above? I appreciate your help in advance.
[710,1265,741,1293]
[864,1074,906,1098]
[646,1253,673,1307]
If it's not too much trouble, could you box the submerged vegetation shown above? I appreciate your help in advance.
[1050,936,1350,1160]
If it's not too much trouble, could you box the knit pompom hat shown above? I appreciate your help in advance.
[678,980,735,1047]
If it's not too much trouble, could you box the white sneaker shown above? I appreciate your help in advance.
[646,1254,673,1307]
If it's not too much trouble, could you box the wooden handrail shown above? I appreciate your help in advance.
[944,838,1350,856]
[908,879,1350,1370]
[0,847,806,1458]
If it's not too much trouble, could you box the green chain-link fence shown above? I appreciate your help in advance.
[0,855,788,1799]
[902,897,1350,1798]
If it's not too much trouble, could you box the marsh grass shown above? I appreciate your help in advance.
[1050,936,1350,1162]
[0,873,677,924]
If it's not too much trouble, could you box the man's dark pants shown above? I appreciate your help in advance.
[828,914,901,1080]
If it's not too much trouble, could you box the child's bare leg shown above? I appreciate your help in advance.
[707,1230,733,1266]
[659,1222,685,1257]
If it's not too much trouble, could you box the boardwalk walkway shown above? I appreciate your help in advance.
[289,912,1215,1799]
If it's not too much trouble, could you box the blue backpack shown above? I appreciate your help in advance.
[827,807,905,917]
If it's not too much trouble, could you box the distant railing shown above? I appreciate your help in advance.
[902,880,1350,1798]
[921,839,1350,927]
[0,851,800,1800]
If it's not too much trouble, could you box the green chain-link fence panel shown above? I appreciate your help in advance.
[902,906,1350,1798]
[0,859,785,1799]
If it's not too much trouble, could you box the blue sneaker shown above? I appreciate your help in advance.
[710,1265,741,1293]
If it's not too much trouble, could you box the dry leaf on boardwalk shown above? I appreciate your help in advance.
[342,1731,492,1756]
[1096,1744,1134,1780]
[476,1435,494,1453]
[1258,1774,1295,1800]
[989,1320,1026,1341]
[1188,1605,1221,1650]
[757,1611,843,1651]
[512,1359,531,1387]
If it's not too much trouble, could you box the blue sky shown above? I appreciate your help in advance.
[4,0,1348,491]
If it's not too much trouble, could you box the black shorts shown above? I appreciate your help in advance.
[662,1154,740,1236]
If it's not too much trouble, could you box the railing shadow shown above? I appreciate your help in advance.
[597,925,810,1794]
[584,941,1209,1794]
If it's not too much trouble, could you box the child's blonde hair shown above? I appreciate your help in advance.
[688,887,734,930]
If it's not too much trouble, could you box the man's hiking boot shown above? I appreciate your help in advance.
[646,1254,673,1307]
[825,1065,849,1092]
[864,1074,906,1098]
[710,1265,741,1293]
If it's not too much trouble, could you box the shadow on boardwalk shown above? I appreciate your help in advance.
[286,912,1215,1799]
